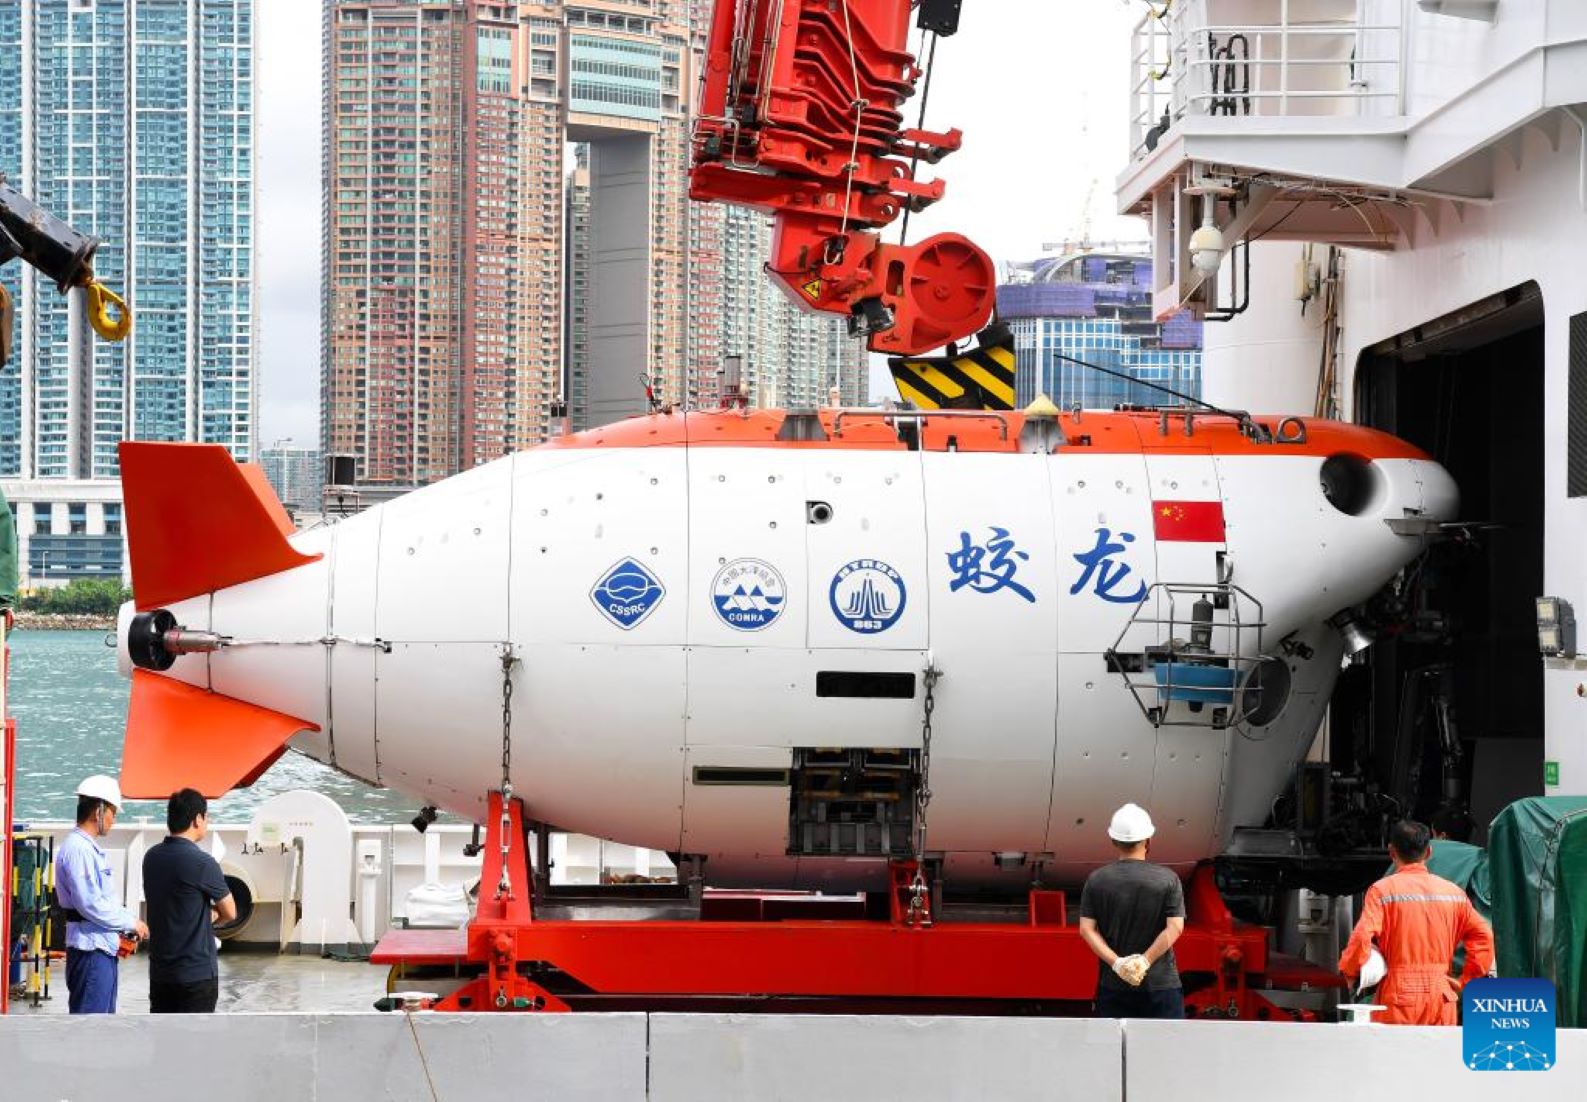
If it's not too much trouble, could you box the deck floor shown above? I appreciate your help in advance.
[10,951,390,1015]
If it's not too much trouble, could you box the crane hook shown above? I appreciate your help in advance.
[84,280,133,342]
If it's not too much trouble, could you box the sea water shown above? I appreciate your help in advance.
[8,630,412,824]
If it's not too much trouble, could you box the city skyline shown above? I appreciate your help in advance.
[1000,252,1202,411]
[1,0,256,477]
[323,0,712,485]
[259,1,1147,444]
[0,0,255,584]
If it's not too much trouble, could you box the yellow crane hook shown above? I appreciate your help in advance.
[83,280,133,342]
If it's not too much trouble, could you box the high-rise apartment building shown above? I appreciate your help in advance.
[999,253,1202,410]
[0,0,255,582]
[260,442,324,518]
[717,206,867,412]
[564,153,592,427]
[325,0,709,485]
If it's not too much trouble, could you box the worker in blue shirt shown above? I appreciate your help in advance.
[53,775,149,1013]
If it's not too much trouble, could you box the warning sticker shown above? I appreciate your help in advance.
[801,278,823,300]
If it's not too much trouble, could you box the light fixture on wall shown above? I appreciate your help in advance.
[1536,597,1576,658]
[1328,609,1376,657]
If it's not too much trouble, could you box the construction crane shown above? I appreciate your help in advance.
[0,178,132,368]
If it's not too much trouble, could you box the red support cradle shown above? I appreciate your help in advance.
[372,793,1340,1017]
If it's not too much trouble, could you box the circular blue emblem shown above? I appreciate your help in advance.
[712,558,787,631]
[829,559,907,634]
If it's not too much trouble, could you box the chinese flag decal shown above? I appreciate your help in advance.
[1152,500,1225,543]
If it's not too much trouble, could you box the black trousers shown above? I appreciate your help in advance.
[1094,984,1185,1019]
[149,977,219,1014]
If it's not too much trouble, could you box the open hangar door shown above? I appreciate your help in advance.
[1338,283,1545,847]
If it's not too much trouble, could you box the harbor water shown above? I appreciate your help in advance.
[7,630,408,824]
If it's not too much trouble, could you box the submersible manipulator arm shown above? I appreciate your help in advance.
[689,0,996,355]
[0,178,133,368]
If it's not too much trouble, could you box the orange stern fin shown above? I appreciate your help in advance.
[120,670,317,799]
[119,442,320,610]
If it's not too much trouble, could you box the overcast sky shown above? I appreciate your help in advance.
[256,1,1147,444]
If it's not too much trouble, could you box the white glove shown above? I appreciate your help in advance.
[1112,954,1149,987]
[1358,948,1387,992]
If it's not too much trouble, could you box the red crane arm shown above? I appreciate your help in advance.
[690,0,994,355]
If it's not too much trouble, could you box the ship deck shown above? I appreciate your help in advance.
[10,951,389,1015]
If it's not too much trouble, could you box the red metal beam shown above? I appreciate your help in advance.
[690,0,995,354]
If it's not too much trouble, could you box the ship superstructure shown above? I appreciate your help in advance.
[1120,0,1587,825]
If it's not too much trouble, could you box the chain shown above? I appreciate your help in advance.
[908,661,941,927]
[496,644,519,898]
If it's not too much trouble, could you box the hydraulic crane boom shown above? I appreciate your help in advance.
[0,178,132,368]
[690,0,994,355]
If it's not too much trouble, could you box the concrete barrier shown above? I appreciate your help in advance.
[1126,1019,1587,1101]
[648,1014,1123,1102]
[4,1013,1584,1100]
[0,1012,649,1102]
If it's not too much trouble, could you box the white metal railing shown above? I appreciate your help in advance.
[1131,0,1406,160]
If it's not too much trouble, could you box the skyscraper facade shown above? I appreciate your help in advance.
[999,253,1202,411]
[260,442,324,518]
[0,0,255,479]
[0,0,255,583]
[325,0,712,485]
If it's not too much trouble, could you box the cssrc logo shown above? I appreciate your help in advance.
[1463,978,1556,1071]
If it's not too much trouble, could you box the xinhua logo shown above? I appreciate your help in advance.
[1463,978,1556,1071]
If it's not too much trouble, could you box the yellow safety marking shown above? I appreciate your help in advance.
[957,358,1016,407]
[984,344,1016,370]
[801,278,824,300]
[909,361,969,400]
[887,325,1018,411]
[892,376,944,410]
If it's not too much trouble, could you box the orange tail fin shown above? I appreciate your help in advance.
[119,442,320,610]
[120,670,316,799]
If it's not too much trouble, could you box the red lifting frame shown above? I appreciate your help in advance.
[373,794,1336,1017]
[689,0,995,354]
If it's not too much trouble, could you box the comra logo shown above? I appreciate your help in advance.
[1463,978,1556,1071]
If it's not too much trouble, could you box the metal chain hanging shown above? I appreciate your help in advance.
[908,661,941,926]
[496,644,519,899]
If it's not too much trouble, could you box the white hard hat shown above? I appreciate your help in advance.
[76,774,123,811]
[1358,948,1387,991]
[1107,803,1155,843]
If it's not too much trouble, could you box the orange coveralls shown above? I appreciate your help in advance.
[1338,862,1495,1025]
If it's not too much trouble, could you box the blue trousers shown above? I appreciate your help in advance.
[1094,984,1185,1019]
[66,948,118,1014]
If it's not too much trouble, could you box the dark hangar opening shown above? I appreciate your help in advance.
[1345,282,1545,842]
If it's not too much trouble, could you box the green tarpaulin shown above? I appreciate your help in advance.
[1487,797,1587,1028]
[0,488,14,607]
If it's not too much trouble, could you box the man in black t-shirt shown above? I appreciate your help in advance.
[142,788,236,1013]
[1077,803,1187,1019]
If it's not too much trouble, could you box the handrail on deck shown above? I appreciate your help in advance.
[1130,1,1406,161]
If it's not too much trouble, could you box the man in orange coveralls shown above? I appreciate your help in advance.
[1339,819,1495,1025]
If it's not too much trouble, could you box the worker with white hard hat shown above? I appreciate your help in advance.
[53,775,149,1013]
[1339,819,1494,1025]
[1076,803,1187,1019]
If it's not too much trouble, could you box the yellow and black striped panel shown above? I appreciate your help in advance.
[887,327,1017,411]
